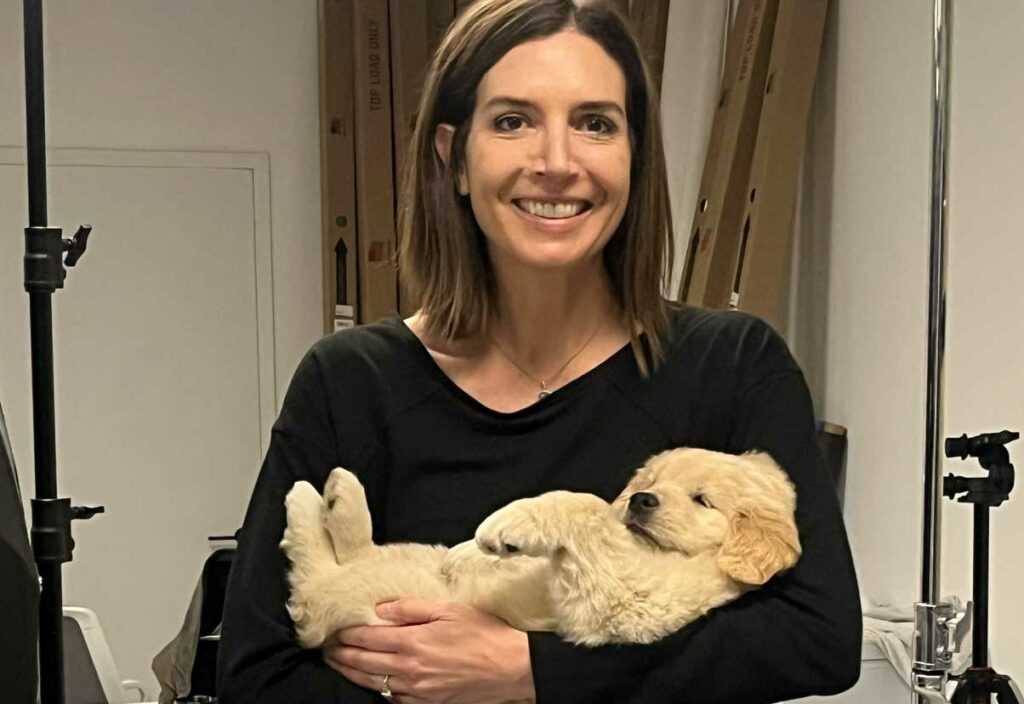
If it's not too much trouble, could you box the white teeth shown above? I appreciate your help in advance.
[518,200,588,219]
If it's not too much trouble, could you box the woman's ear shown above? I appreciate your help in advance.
[434,123,468,195]
[717,507,801,585]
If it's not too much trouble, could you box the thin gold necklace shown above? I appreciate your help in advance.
[489,317,605,399]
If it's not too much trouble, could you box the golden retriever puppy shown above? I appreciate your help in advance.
[280,447,800,649]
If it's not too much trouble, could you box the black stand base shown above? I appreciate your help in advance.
[950,667,1021,704]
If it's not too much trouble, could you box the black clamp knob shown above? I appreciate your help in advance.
[63,224,91,267]
[72,504,105,521]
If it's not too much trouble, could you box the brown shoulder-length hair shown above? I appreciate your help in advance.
[397,0,675,375]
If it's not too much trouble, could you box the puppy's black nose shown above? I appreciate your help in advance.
[628,492,660,515]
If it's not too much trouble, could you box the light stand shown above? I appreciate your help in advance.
[910,0,1021,700]
[22,1,103,702]
[944,431,1022,704]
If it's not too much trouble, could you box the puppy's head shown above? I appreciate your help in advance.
[612,448,801,585]
[322,467,373,553]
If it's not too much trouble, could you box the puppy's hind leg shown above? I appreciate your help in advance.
[321,467,375,561]
[281,481,336,569]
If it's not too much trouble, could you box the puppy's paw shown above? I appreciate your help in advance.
[281,481,333,564]
[475,498,555,558]
[476,492,612,558]
[320,467,374,561]
[284,481,325,533]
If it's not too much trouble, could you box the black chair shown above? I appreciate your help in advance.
[185,545,235,700]
[816,420,848,507]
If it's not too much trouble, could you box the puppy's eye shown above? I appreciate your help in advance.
[327,498,337,510]
[693,493,713,509]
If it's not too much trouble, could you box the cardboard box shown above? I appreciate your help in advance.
[319,0,359,333]
[610,0,631,18]
[733,0,828,330]
[679,0,778,309]
[389,0,455,317]
[629,0,671,95]
[353,0,399,324]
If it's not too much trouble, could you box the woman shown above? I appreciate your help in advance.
[217,1,862,702]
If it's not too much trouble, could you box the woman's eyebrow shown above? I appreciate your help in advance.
[483,96,625,118]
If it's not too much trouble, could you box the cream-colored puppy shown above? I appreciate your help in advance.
[280,447,800,649]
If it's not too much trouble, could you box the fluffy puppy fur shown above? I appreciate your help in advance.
[280,447,801,649]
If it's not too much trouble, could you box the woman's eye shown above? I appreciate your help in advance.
[583,116,617,134]
[492,114,618,135]
[494,114,526,131]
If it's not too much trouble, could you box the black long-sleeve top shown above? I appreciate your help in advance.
[217,303,862,703]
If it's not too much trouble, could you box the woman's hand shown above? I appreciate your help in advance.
[323,597,535,703]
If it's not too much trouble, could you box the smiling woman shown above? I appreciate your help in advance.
[433,28,633,307]
[217,1,861,703]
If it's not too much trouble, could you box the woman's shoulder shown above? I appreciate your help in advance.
[286,316,437,419]
[664,301,779,346]
[311,316,412,365]
[295,316,431,395]
[661,302,798,379]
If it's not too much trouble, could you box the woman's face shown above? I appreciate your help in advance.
[437,29,632,275]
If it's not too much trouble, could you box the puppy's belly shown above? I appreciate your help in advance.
[337,544,451,615]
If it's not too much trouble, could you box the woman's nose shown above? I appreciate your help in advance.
[532,124,577,176]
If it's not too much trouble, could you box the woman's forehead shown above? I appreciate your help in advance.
[476,31,626,112]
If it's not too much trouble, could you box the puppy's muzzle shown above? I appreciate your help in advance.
[627,492,660,521]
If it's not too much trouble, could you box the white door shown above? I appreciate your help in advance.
[0,147,275,697]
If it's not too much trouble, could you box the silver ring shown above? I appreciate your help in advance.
[380,673,393,701]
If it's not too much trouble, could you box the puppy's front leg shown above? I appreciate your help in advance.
[475,491,610,558]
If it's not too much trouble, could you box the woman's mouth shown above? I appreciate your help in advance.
[511,199,594,231]
[513,199,592,218]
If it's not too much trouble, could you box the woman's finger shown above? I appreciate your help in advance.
[376,597,449,625]
[333,663,392,693]
[332,664,428,704]
[337,623,407,652]
[325,644,404,677]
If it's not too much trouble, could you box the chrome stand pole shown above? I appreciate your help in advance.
[910,0,970,701]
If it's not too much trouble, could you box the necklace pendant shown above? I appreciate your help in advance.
[538,389,551,399]
[538,381,550,400]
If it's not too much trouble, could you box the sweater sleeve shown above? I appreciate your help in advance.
[217,345,378,703]
[529,333,862,703]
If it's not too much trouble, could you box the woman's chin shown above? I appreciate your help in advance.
[495,245,605,274]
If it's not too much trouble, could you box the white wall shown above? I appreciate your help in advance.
[0,0,324,697]
[791,0,1024,683]
[0,0,323,404]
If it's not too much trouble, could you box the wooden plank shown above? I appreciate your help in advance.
[629,0,671,95]
[319,0,359,333]
[679,0,778,310]
[390,0,454,316]
[353,0,399,323]
[733,0,829,329]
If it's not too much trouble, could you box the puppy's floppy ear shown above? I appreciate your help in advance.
[717,507,801,585]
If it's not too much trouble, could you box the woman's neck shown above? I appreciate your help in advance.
[488,262,621,373]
